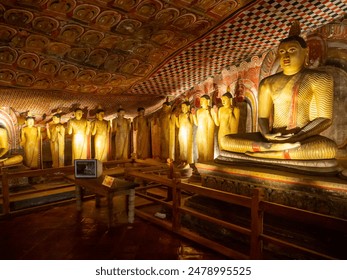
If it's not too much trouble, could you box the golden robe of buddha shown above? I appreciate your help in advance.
[176,101,194,165]
[67,109,90,163]
[112,108,131,160]
[158,101,175,161]
[91,109,110,162]
[133,107,150,159]
[20,116,41,168]
[193,95,215,162]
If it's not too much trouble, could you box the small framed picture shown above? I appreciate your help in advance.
[102,175,115,187]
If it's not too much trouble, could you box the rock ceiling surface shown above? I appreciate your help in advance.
[0,0,346,119]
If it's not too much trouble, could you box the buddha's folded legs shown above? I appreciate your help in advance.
[246,136,337,160]
[221,133,337,160]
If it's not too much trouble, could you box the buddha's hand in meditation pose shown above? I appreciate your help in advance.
[263,132,294,142]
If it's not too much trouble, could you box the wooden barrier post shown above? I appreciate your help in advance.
[166,159,174,201]
[172,179,182,233]
[250,187,265,259]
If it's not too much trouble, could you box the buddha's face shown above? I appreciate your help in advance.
[52,116,60,124]
[75,110,83,120]
[200,97,209,108]
[163,104,171,112]
[181,103,189,114]
[138,109,145,116]
[221,95,231,107]
[278,40,307,75]
[118,110,125,117]
[26,118,34,127]
[96,111,104,121]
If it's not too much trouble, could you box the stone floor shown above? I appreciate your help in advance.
[0,198,226,260]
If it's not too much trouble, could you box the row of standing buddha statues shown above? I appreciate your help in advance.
[1,95,240,170]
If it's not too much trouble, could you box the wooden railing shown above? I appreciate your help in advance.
[126,169,347,260]
[0,166,75,215]
[0,159,135,216]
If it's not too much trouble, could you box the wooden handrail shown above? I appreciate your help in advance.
[180,206,252,236]
[178,181,252,207]
[178,227,249,260]
[135,192,172,207]
[0,166,75,178]
[0,166,75,216]
[126,170,177,188]
[260,234,336,260]
[261,200,347,232]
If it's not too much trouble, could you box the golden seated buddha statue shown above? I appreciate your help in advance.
[217,22,339,174]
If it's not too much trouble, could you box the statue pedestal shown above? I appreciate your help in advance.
[195,161,347,218]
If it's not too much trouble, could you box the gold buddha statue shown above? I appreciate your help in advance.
[91,108,110,162]
[211,91,240,150]
[20,115,41,169]
[67,108,91,163]
[176,100,194,165]
[112,107,131,160]
[46,112,65,168]
[193,94,215,162]
[133,107,150,159]
[218,21,338,173]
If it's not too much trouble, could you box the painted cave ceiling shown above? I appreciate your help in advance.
[0,0,346,120]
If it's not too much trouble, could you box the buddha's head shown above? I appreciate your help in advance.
[200,95,210,109]
[278,21,308,75]
[74,109,83,120]
[181,101,190,114]
[162,100,171,112]
[52,114,61,124]
[26,116,35,127]
[137,107,145,116]
[221,92,233,107]
[96,109,105,121]
[117,108,125,118]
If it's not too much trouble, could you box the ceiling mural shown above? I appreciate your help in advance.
[0,0,346,118]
